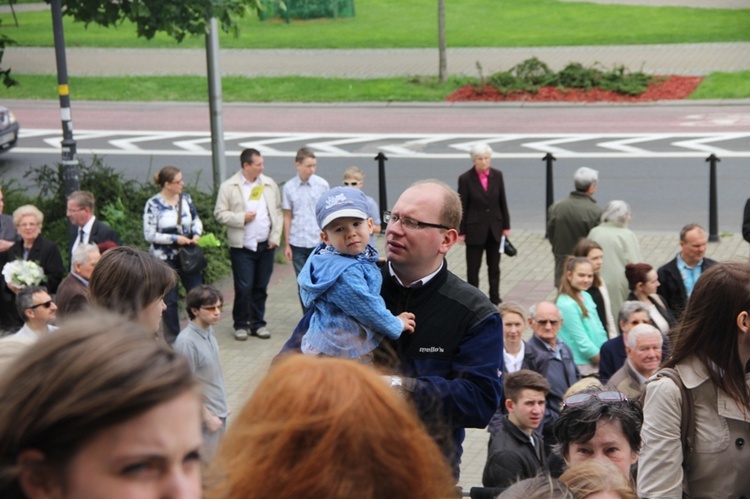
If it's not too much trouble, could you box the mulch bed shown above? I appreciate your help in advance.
[446,75,703,103]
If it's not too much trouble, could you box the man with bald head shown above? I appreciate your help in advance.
[526,301,580,466]
[281,179,503,479]
[376,179,503,477]
[657,223,717,318]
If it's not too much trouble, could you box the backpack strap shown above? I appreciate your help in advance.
[646,367,694,498]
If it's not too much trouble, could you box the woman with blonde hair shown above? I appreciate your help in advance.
[0,205,64,331]
[556,257,608,375]
[208,355,455,499]
[572,238,616,339]
[0,314,202,499]
[560,460,637,499]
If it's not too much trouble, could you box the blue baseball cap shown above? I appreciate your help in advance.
[316,187,370,229]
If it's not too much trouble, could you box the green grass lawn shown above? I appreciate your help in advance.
[1,0,748,49]
[3,72,745,102]
[689,71,750,100]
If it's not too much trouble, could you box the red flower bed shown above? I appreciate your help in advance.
[446,75,703,103]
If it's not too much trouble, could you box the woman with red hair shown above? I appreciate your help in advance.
[208,355,455,499]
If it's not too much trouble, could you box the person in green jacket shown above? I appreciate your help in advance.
[556,256,608,375]
[547,167,602,288]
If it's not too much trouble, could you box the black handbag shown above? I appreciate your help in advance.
[177,194,207,274]
[503,237,517,257]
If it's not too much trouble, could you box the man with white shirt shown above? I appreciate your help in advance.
[607,324,663,399]
[66,191,121,266]
[214,148,283,341]
[282,147,329,311]
[13,286,58,340]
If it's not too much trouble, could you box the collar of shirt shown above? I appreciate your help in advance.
[475,167,490,180]
[71,272,89,287]
[187,320,213,339]
[387,260,443,288]
[676,252,703,271]
[81,216,96,235]
[626,359,648,384]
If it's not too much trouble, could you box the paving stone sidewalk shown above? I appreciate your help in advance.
[3,2,749,78]
[211,229,749,491]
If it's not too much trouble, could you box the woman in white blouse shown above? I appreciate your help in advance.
[625,262,676,336]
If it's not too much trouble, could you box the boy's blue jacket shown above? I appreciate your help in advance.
[298,242,403,358]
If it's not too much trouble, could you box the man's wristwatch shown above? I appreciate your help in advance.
[389,376,403,389]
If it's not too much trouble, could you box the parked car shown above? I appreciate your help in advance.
[0,106,19,152]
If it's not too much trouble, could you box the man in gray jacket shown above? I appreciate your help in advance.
[547,167,602,287]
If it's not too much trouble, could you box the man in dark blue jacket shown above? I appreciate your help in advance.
[280,180,503,479]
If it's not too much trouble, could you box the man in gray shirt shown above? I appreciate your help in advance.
[174,284,229,459]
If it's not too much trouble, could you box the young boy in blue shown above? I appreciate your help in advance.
[299,186,415,359]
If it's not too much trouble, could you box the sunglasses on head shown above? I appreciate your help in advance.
[563,390,628,409]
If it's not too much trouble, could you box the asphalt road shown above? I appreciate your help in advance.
[2,100,749,234]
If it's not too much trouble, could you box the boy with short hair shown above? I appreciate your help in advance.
[343,166,381,233]
[483,370,550,489]
[174,284,229,459]
[299,186,415,360]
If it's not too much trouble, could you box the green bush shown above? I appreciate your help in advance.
[483,58,654,95]
[2,157,232,284]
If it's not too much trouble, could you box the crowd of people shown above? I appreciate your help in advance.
[0,144,748,499]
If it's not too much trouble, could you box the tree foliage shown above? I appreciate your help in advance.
[60,0,263,42]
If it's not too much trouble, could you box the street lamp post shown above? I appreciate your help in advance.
[50,0,80,195]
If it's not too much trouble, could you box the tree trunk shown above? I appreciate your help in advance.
[438,0,446,83]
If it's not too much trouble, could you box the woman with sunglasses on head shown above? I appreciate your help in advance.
[553,388,642,480]
[144,166,203,344]
[638,261,750,498]
[556,257,608,375]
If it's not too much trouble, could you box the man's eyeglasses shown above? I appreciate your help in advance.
[343,181,361,186]
[534,319,560,326]
[29,300,53,310]
[563,390,628,409]
[382,211,450,231]
[201,305,223,312]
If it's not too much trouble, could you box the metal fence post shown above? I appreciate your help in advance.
[543,153,556,239]
[706,153,720,243]
[375,152,388,233]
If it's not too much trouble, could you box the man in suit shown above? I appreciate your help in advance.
[458,143,510,305]
[56,243,101,319]
[657,223,717,319]
[547,167,601,287]
[598,301,651,384]
[607,324,663,398]
[66,191,121,266]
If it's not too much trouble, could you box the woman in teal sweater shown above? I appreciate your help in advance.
[556,256,608,375]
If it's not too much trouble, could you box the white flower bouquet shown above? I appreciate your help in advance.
[2,259,45,288]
